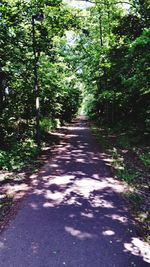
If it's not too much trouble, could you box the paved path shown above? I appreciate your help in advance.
[0,117,150,267]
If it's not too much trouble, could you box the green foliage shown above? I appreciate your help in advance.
[0,139,38,171]
[117,168,139,184]
[138,151,150,168]
[40,117,60,132]
[82,8,150,137]
[116,135,130,149]
[0,0,149,172]
[59,86,82,123]
[0,0,82,156]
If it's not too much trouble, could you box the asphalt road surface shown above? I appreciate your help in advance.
[0,116,150,267]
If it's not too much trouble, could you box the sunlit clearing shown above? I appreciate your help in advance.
[124,238,150,263]
[65,226,95,240]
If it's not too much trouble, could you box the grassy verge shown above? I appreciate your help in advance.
[90,121,150,243]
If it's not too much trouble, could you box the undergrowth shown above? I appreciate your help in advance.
[0,139,38,171]
[0,117,61,172]
[90,120,150,242]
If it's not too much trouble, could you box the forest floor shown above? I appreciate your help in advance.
[0,116,150,266]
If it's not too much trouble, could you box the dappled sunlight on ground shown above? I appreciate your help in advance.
[124,238,150,264]
[1,182,31,200]
[102,230,115,236]
[0,117,150,266]
[27,118,150,264]
[65,226,95,240]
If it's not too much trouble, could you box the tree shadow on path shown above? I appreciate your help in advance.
[0,117,150,267]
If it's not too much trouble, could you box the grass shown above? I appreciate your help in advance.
[117,168,139,184]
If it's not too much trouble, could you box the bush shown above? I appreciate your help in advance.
[40,117,60,133]
[0,139,38,171]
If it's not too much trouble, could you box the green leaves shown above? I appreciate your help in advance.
[0,0,149,171]
[0,0,83,157]
[0,140,37,171]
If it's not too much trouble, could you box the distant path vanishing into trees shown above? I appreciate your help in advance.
[0,116,150,267]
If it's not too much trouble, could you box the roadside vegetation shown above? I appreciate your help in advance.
[90,121,150,242]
